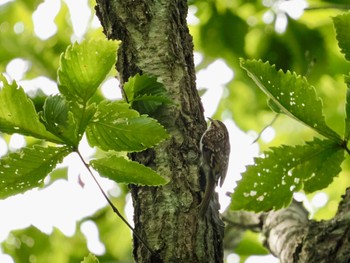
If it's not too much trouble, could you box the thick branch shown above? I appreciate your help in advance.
[224,191,350,263]
[262,201,308,262]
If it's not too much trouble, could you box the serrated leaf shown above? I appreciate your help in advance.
[240,59,342,142]
[231,138,344,212]
[40,95,78,146]
[0,75,62,143]
[298,147,344,193]
[86,101,169,152]
[91,156,168,185]
[123,74,171,114]
[0,145,72,199]
[58,39,118,104]
[333,13,350,62]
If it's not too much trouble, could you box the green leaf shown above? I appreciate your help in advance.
[240,59,342,142]
[333,13,350,62]
[81,254,99,263]
[91,156,168,185]
[0,75,62,143]
[70,101,97,142]
[57,39,118,104]
[86,101,169,152]
[231,138,344,212]
[40,95,79,146]
[123,74,172,114]
[0,145,72,199]
[301,145,344,193]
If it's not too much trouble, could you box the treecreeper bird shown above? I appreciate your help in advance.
[198,118,230,218]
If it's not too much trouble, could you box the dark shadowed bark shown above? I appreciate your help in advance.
[95,0,224,262]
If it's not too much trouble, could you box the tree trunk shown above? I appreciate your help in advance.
[93,1,350,263]
[95,1,224,262]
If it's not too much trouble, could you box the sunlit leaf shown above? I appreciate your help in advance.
[0,145,72,199]
[231,138,344,212]
[91,156,168,185]
[86,101,169,152]
[70,101,97,142]
[240,59,342,142]
[333,13,350,62]
[0,75,62,143]
[58,39,118,103]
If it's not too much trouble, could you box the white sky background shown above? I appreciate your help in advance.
[0,0,310,262]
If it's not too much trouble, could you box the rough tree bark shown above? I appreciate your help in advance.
[224,191,350,263]
[95,1,224,262]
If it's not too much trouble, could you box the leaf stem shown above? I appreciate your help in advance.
[343,143,350,156]
[75,150,155,255]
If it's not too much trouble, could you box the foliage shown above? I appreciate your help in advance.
[0,75,62,143]
[91,155,168,185]
[0,145,71,199]
[2,0,350,262]
[0,0,73,79]
[231,13,350,212]
[0,38,169,200]
[86,101,168,152]
[2,226,89,263]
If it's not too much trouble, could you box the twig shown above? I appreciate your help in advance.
[252,114,279,144]
[75,151,155,255]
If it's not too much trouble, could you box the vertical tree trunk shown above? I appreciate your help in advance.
[95,1,224,262]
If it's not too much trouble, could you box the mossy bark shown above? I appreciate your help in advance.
[95,0,224,262]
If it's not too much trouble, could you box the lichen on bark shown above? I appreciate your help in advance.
[95,0,223,262]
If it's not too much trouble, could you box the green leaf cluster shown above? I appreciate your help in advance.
[231,12,350,212]
[191,0,349,138]
[0,39,169,200]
